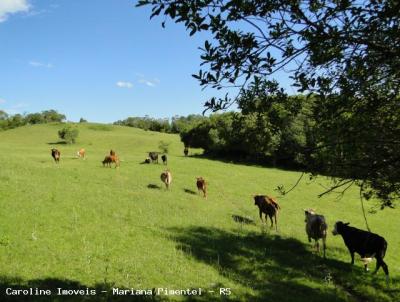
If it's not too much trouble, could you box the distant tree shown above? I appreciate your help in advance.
[79,118,88,123]
[0,110,8,120]
[58,126,79,144]
[25,113,44,124]
[41,110,66,123]
[9,114,24,128]
[0,110,9,130]
[171,114,206,133]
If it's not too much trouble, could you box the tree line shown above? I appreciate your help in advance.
[0,110,66,130]
[180,94,314,169]
[113,115,207,134]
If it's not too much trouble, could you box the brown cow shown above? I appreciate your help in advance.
[77,148,85,159]
[196,177,207,198]
[253,195,280,230]
[51,148,60,163]
[102,150,119,168]
[160,170,172,189]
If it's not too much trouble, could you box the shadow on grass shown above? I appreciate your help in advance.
[231,215,255,225]
[189,153,305,172]
[0,277,162,301]
[183,188,197,195]
[47,141,67,145]
[147,184,161,190]
[167,226,399,302]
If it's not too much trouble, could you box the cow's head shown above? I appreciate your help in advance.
[332,221,350,235]
[254,195,263,206]
[304,209,316,222]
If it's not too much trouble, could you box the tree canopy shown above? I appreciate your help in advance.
[137,0,400,207]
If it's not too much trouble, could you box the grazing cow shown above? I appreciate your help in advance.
[77,148,85,159]
[103,150,120,168]
[184,147,189,157]
[253,195,280,230]
[332,221,389,284]
[149,152,159,163]
[304,209,328,258]
[144,158,151,164]
[161,154,167,165]
[160,170,172,189]
[196,177,207,198]
[51,148,60,163]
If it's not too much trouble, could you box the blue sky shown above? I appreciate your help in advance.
[0,0,293,122]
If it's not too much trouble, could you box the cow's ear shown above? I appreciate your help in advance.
[344,222,350,226]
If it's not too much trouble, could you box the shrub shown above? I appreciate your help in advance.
[158,140,171,154]
[58,126,79,144]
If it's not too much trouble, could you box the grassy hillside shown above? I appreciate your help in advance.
[0,123,398,301]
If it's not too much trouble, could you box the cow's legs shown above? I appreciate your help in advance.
[350,251,355,265]
[373,257,385,275]
[322,237,326,258]
[374,258,389,285]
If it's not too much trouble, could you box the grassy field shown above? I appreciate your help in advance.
[0,123,398,302]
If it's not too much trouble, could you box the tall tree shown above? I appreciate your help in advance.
[137,0,400,207]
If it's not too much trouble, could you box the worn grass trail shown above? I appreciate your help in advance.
[0,123,398,301]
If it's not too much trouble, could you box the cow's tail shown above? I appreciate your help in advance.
[381,239,388,259]
[321,221,328,235]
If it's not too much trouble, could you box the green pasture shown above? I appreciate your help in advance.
[0,123,398,301]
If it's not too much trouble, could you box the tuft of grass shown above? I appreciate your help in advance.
[0,123,398,301]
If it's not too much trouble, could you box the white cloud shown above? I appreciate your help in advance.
[29,60,53,68]
[138,78,160,87]
[116,81,133,89]
[0,0,30,22]
[135,73,160,87]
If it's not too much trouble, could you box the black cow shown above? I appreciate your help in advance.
[51,148,60,163]
[161,154,167,165]
[148,152,158,163]
[332,221,389,284]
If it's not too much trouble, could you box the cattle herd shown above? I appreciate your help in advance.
[49,147,390,285]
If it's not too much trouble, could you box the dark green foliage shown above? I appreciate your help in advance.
[180,96,312,168]
[79,118,88,123]
[137,0,400,207]
[0,110,65,131]
[58,126,79,144]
